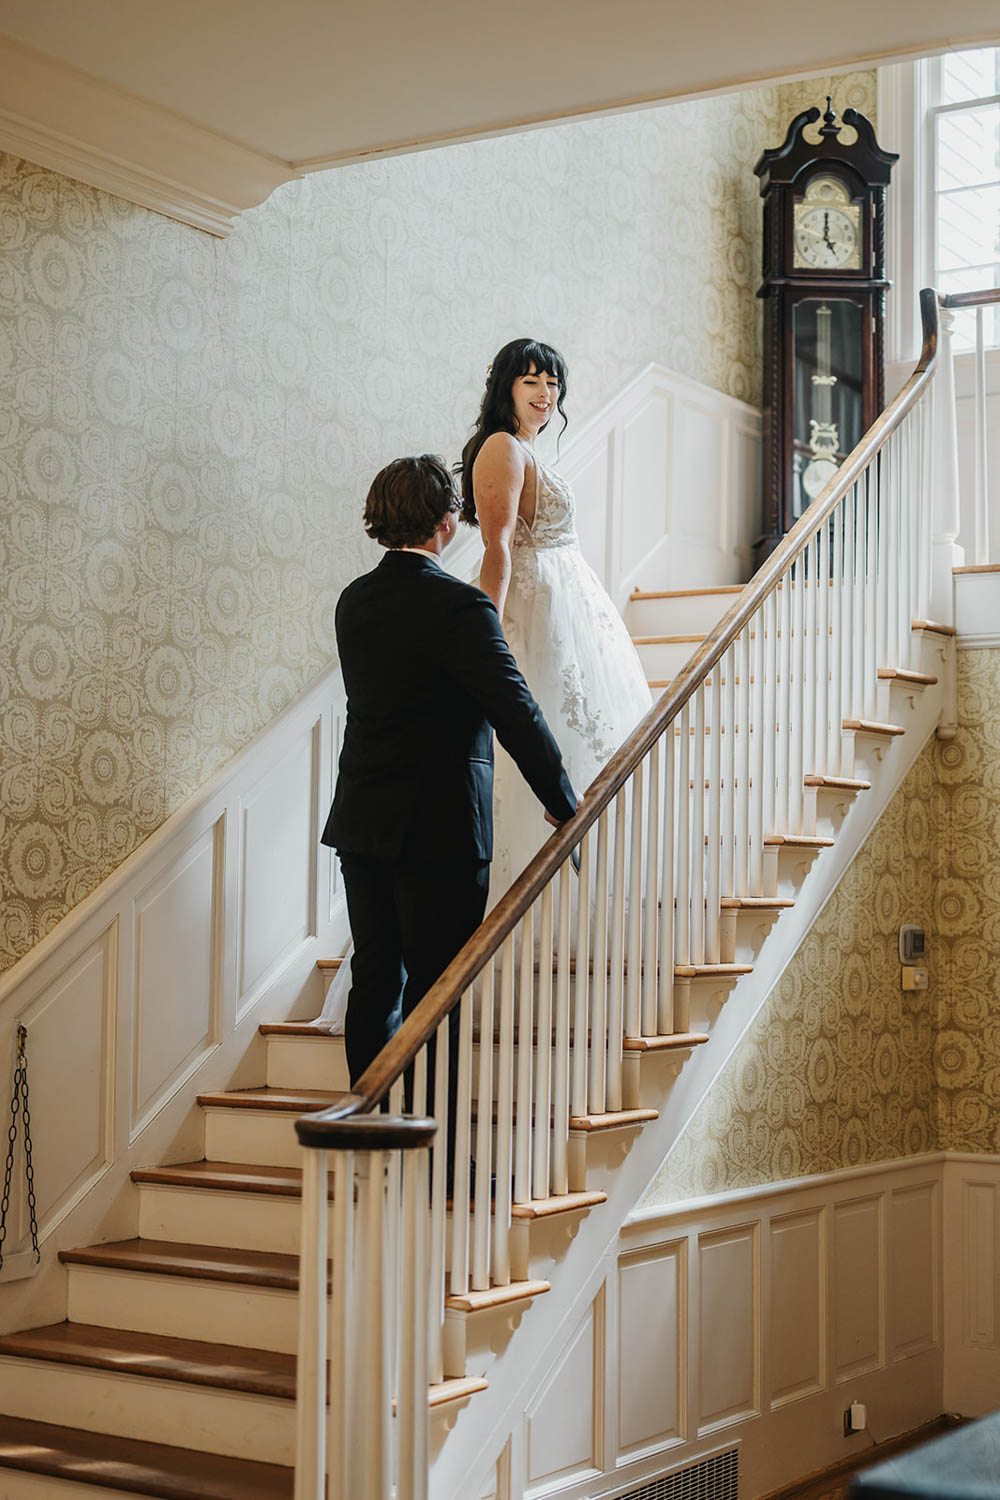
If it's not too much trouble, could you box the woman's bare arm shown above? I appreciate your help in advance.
[474,433,526,618]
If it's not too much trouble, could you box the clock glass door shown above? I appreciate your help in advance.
[791,297,864,518]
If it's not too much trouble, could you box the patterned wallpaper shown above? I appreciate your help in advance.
[0,71,876,970]
[647,649,1000,1204]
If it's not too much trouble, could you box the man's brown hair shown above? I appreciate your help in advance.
[364,454,460,549]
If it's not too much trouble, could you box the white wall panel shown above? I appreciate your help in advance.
[620,393,672,580]
[565,438,612,586]
[618,1241,684,1454]
[238,721,318,1016]
[525,1294,601,1492]
[888,1182,938,1359]
[768,1208,824,1408]
[832,1196,883,1381]
[17,925,115,1238]
[962,1179,997,1347]
[131,821,221,1136]
[698,1223,759,1432]
[673,402,725,547]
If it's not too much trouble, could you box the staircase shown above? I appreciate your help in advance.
[0,288,972,1499]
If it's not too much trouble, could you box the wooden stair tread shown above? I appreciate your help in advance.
[630,585,742,599]
[911,618,957,635]
[764,833,835,848]
[877,667,938,685]
[132,1160,321,1198]
[60,1238,306,1291]
[196,1086,348,1112]
[429,1374,489,1408]
[568,1107,659,1131]
[842,718,905,736]
[803,774,871,790]
[720,897,795,909]
[444,1278,550,1314]
[258,1021,342,1037]
[674,963,752,978]
[0,1322,297,1400]
[0,1414,294,1500]
[953,563,1000,574]
[315,958,344,971]
[622,1031,710,1052]
[511,1189,607,1221]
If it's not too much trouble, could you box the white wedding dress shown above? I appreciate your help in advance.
[314,445,652,1031]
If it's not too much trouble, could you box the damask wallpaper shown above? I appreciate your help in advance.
[0,72,876,970]
[648,649,1000,1203]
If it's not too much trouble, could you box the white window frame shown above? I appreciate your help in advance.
[879,49,1000,365]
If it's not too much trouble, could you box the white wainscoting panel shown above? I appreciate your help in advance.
[556,362,760,606]
[131,819,223,1138]
[943,1155,1000,1415]
[831,1195,884,1383]
[617,1241,685,1456]
[238,719,319,1019]
[18,923,116,1239]
[697,1223,759,1434]
[524,1290,603,1494]
[888,1181,938,1360]
[768,1208,825,1408]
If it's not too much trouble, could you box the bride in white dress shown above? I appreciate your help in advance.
[459,337,652,897]
[315,338,651,1030]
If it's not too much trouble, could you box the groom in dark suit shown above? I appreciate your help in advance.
[321,454,578,1099]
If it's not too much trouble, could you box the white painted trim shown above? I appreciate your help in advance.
[0,33,295,235]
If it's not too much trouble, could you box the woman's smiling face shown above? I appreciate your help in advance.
[511,363,561,439]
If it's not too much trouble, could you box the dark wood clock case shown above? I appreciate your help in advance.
[753,103,898,566]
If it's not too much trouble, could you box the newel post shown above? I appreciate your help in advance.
[928,303,963,626]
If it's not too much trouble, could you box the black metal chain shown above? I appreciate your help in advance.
[0,1026,40,1268]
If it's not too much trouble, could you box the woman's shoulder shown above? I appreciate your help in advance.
[476,430,527,467]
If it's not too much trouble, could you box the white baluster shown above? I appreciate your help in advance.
[750,602,766,895]
[493,935,515,1285]
[326,1151,354,1500]
[428,1023,448,1385]
[705,668,722,963]
[691,690,706,966]
[551,863,572,1194]
[295,1150,329,1500]
[842,486,857,752]
[816,521,831,778]
[449,991,474,1295]
[626,767,644,1039]
[788,563,805,835]
[571,833,591,1114]
[803,541,817,785]
[658,733,675,1036]
[472,959,494,1291]
[675,703,690,969]
[886,432,900,671]
[974,306,990,565]
[533,886,554,1198]
[589,812,609,1112]
[514,910,534,1204]
[778,575,792,829]
[721,643,737,898]
[865,467,878,719]
[762,594,778,839]
[398,1146,430,1500]
[641,742,660,1037]
[606,787,627,1112]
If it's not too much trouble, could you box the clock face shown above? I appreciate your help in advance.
[793,199,862,271]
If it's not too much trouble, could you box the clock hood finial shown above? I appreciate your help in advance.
[820,97,841,137]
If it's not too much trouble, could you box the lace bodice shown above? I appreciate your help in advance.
[514,444,578,551]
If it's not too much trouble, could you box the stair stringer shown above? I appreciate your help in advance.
[432,652,950,1500]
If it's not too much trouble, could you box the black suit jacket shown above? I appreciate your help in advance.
[321,550,577,862]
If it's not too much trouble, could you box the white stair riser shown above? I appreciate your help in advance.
[626,591,740,636]
[66,1264,300,1355]
[634,639,700,681]
[0,1357,295,1465]
[137,1183,312,1253]
[203,1107,311,1168]
[266,1034,349,1090]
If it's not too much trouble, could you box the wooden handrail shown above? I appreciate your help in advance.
[295,1109,436,1151]
[303,287,942,1133]
[940,289,1000,310]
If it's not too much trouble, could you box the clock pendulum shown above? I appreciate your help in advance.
[802,303,840,502]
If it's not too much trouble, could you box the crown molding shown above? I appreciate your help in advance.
[0,33,296,235]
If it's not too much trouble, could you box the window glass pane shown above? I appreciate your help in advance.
[937,184,1000,269]
[941,46,1000,104]
[937,103,1000,190]
[939,267,1000,351]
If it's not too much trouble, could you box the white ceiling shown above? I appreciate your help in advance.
[0,0,998,230]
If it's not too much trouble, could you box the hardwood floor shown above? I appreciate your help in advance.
[764,1417,965,1500]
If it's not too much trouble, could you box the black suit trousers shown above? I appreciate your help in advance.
[339,849,490,1152]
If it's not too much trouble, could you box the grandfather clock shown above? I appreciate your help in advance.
[753,101,898,566]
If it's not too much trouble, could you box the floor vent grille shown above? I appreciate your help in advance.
[619,1446,739,1500]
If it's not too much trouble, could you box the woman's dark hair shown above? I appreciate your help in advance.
[456,338,568,526]
[363,454,460,549]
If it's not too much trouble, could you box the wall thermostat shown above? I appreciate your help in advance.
[899,925,926,965]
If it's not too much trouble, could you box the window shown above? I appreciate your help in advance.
[928,46,1000,348]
